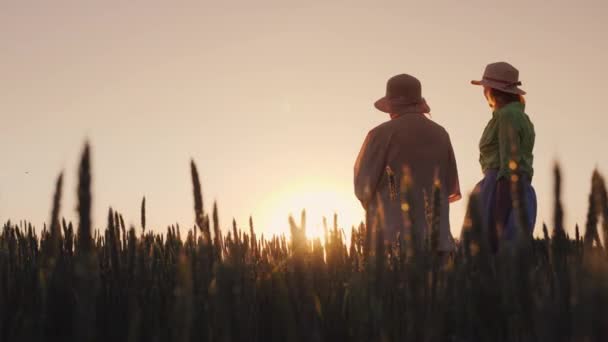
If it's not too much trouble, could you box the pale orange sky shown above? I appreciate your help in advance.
[1,1,607,238]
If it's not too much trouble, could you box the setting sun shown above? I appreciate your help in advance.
[254,181,364,241]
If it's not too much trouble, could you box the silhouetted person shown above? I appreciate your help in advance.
[354,74,461,252]
[470,61,537,252]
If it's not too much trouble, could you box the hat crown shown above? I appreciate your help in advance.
[374,74,430,114]
[471,61,526,95]
[385,74,422,103]
[483,62,520,83]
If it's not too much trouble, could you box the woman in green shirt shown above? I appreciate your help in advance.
[470,62,537,252]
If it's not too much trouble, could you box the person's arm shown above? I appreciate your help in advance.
[354,130,387,210]
[495,110,519,241]
[446,134,461,203]
[497,110,520,180]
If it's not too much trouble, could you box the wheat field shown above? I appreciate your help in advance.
[1,143,607,342]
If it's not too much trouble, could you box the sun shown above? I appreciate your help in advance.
[255,182,364,242]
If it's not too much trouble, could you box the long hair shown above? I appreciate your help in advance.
[484,87,525,110]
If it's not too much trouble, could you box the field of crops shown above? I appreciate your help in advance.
[1,144,607,342]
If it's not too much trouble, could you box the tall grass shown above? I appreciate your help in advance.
[1,144,607,341]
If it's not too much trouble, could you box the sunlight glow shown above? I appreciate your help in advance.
[254,181,364,241]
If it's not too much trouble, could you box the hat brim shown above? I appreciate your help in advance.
[374,97,431,114]
[471,79,526,95]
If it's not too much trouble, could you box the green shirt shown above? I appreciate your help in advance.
[479,102,535,179]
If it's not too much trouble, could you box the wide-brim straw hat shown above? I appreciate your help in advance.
[471,61,526,95]
[374,74,431,114]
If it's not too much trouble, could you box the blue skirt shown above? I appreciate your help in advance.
[474,169,537,241]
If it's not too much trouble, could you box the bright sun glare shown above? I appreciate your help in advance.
[255,182,364,242]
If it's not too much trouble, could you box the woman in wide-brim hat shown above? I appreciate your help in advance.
[470,61,537,252]
[355,74,461,253]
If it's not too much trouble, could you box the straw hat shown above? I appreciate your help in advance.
[374,74,431,114]
[471,62,526,95]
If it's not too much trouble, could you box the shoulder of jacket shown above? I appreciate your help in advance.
[368,120,392,136]
[497,105,524,118]
[425,119,450,138]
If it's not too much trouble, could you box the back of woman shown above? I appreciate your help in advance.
[470,61,537,251]
[377,114,460,251]
[354,74,461,252]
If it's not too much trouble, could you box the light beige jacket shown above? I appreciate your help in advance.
[354,113,461,251]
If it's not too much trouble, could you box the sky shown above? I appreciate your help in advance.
[1,0,607,240]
